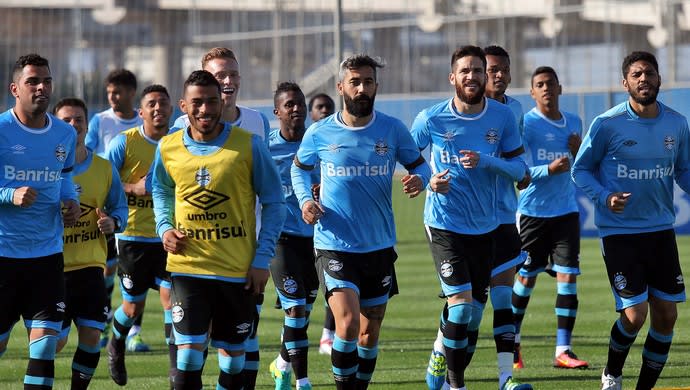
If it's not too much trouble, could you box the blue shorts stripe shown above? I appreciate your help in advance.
[120,288,147,303]
[492,252,526,277]
[277,290,305,309]
[518,266,545,278]
[172,327,207,345]
[323,272,359,295]
[24,375,53,386]
[360,294,389,308]
[439,278,471,297]
[58,326,71,340]
[74,318,106,331]
[244,335,259,351]
[156,277,172,290]
[551,264,581,275]
[613,288,647,311]
[24,319,62,332]
[649,287,686,303]
[211,340,245,352]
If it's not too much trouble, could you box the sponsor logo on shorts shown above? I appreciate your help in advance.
[56,301,66,313]
[613,273,627,291]
[121,275,134,290]
[237,322,251,334]
[440,261,453,278]
[382,275,391,287]
[172,305,184,323]
[328,259,343,272]
[309,289,319,299]
[103,306,109,316]
[524,254,532,266]
[677,275,684,285]
[283,277,298,294]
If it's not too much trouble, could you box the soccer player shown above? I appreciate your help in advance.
[152,70,285,390]
[85,68,147,351]
[104,84,175,386]
[291,54,431,390]
[411,46,528,390]
[308,93,335,123]
[0,53,80,389]
[172,47,270,387]
[267,82,319,390]
[512,66,589,370]
[572,51,690,390]
[54,97,128,389]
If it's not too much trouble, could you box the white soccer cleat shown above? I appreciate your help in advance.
[601,368,622,390]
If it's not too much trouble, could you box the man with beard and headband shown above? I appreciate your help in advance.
[410,46,528,390]
[512,66,588,372]
[291,54,431,389]
[573,51,690,390]
[172,47,270,388]
[152,70,285,390]
[0,53,81,389]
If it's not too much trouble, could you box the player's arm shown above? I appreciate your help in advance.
[251,135,287,270]
[260,112,271,147]
[520,125,551,181]
[105,134,147,196]
[478,113,528,181]
[84,115,100,152]
[674,120,690,194]
[151,146,176,237]
[571,118,612,209]
[290,127,322,220]
[104,165,128,233]
[397,122,431,197]
[409,109,432,151]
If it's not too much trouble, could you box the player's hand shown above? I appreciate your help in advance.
[301,199,324,225]
[459,150,480,169]
[401,174,423,198]
[568,133,582,157]
[607,192,631,213]
[547,156,570,175]
[13,186,37,208]
[163,229,188,255]
[516,170,531,190]
[429,169,451,193]
[95,208,115,235]
[245,267,269,295]
[125,176,148,197]
[62,199,81,227]
[311,184,321,203]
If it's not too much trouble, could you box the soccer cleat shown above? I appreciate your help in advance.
[601,368,622,390]
[425,350,447,390]
[269,359,292,390]
[319,338,333,355]
[500,376,533,390]
[513,343,524,369]
[107,337,127,386]
[553,350,589,369]
[126,334,151,352]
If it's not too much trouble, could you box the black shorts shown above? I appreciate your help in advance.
[62,267,108,333]
[270,234,319,309]
[106,234,118,268]
[491,223,525,277]
[117,240,170,302]
[425,226,493,304]
[602,229,685,311]
[315,247,397,308]
[0,253,65,335]
[170,276,256,350]
[519,212,580,277]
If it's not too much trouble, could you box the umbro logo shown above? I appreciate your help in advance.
[622,140,637,147]
[11,144,26,154]
[56,301,66,312]
[184,188,230,211]
[677,275,684,285]
[237,322,252,334]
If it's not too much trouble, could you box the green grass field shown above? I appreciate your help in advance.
[2,185,690,389]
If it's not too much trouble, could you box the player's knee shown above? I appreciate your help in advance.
[622,306,648,332]
[218,351,245,374]
[29,334,58,360]
[177,348,205,372]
